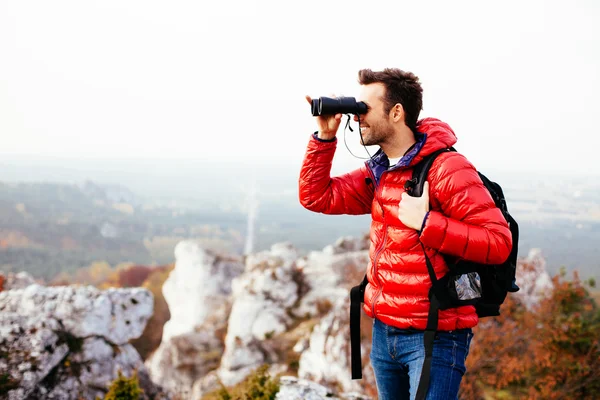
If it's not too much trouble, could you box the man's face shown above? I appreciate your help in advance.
[354,83,394,146]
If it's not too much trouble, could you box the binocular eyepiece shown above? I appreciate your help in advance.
[311,96,367,117]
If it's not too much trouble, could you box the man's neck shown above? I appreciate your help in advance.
[380,126,416,159]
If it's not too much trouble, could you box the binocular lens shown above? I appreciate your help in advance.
[310,96,367,116]
[311,99,320,116]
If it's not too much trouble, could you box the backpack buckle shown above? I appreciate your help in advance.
[404,178,418,195]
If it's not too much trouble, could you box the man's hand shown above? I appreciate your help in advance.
[306,95,342,140]
[399,181,430,231]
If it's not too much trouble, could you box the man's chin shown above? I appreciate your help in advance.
[360,131,376,146]
[360,137,373,146]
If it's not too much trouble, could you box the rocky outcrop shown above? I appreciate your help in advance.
[0,271,37,291]
[146,237,376,399]
[293,236,369,320]
[276,377,371,400]
[216,242,301,387]
[293,237,376,394]
[145,241,245,398]
[0,234,557,400]
[296,297,375,395]
[0,284,165,399]
[515,248,554,309]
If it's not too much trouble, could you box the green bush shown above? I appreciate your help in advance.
[241,364,279,400]
[205,364,280,400]
[103,370,143,400]
[0,373,20,396]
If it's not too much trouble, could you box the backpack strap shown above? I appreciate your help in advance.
[350,274,368,379]
[505,212,520,293]
[404,147,455,197]
[415,243,442,400]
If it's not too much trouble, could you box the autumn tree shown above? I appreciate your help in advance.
[130,264,174,359]
[461,266,600,400]
[76,261,113,286]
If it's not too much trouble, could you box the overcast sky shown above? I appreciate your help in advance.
[1,0,599,176]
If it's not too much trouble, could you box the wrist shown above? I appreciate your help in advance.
[313,131,336,142]
[317,130,336,140]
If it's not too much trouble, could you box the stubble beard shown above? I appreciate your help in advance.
[360,124,392,147]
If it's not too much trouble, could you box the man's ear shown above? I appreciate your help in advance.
[391,103,404,122]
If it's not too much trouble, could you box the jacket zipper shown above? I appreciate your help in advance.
[367,166,388,318]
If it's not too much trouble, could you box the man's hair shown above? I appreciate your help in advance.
[358,68,423,131]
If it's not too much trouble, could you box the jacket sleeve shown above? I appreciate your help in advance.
[419,152,512,264]
[299,134,374,215]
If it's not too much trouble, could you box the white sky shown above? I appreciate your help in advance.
[1,0,599,175]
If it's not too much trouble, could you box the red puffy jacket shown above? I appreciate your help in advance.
[299,118,512,330]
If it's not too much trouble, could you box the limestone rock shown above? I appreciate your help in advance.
[145,240,244,396]
[217,242,300,386]
[0,284,163,399]
[276,376,372,400]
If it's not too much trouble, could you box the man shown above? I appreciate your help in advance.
[299,68,512,399]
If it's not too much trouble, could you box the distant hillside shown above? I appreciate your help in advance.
[0,175,599,282]
[0,180,247,280]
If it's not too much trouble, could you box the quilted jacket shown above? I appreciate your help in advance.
[298,117,512,330]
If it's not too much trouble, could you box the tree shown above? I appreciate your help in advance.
[461,266,600,400]
[130,264,174,359]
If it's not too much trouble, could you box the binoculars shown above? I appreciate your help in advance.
[310,96,368,116]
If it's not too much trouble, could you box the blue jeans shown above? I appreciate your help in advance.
[370,318,473,400]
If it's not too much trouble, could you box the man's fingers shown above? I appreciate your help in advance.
[305,95,312,105]
[423,181,430,211]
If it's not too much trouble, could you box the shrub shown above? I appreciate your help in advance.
[241,364,279,400]
[204,364,279,400]
[103,370,143,400]
[461,266,600,400]
[0,373,20,396]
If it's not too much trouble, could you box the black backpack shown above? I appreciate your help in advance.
[349,147,520,399]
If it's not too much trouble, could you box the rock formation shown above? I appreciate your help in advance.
[0,284,166,399]
[0,234,556,400]
[145,240,245,398]
[514,248,554,309]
